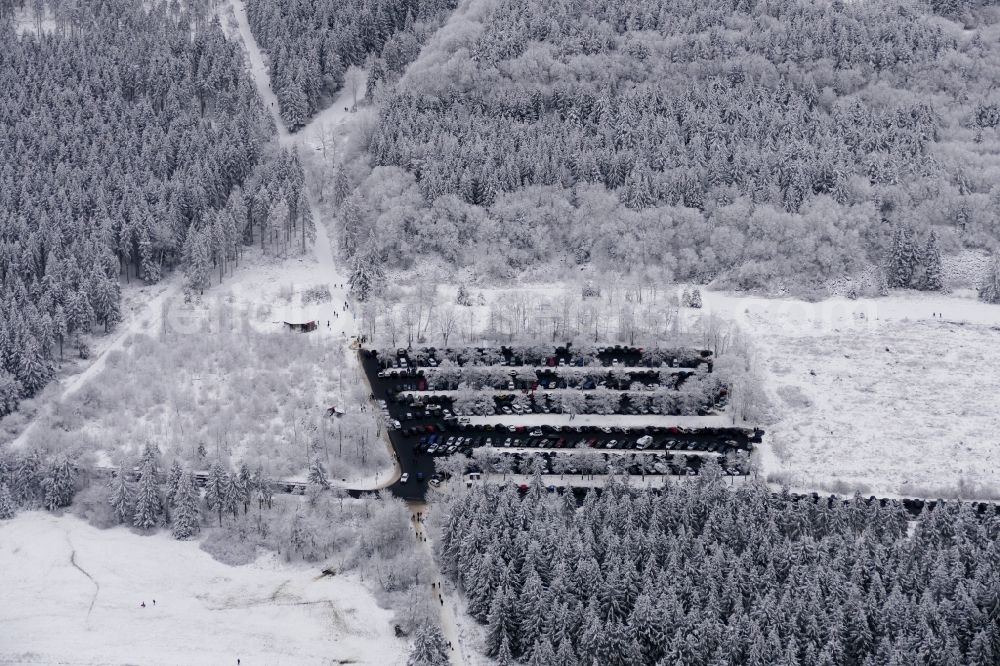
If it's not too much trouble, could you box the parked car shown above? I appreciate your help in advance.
[400,473,410,483]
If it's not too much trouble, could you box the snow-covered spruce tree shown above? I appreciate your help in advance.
[979,255,1000,304]
[17,338,54,397]
[406,623,450,666]
[527,638,556,666]
[12,450,44,507]
[140,443,160,479]
[41,455,77,511]
[205,461,228,526]
[0,371,22,418]
[887,223,919,288]
[237,464,253,514]
[918,230,943,291]
[0,482,16,519]
[133,461,162,531]
[171,473,201,540]
[223,472,242,520]
[165,459,184,508]
[307,459,329,489]
[277,81,309,131]
[252,464,274,510]
[108,465,134,524]
[333,168,351,209]
[348,238,386,302]
[553,636,577,666]
[182,224,212,295]
[689,288,703,309]
[484,587,517,657]
[495,633,515,666]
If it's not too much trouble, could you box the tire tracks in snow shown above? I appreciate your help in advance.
[66,536,99,620]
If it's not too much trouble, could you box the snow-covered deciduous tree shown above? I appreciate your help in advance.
[456,285,472,306]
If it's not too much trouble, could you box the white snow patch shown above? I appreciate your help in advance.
[703,290,1000,499]
[0,513,406,666]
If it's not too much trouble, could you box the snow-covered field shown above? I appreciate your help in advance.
[704,290,1000,499]
[0,513,405,666]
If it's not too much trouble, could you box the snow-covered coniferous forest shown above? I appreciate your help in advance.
[1,0,1000,663]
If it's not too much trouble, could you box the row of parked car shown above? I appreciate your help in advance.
[411,427,747,455]
[377,344,709,370]
[466,450,745,477]
[398,415,754,443]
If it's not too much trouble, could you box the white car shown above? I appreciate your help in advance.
[400,473,410,483]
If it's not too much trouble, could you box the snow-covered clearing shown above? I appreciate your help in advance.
[0,512,405,666]
[703,290,1000,499]
[15,247,393,483]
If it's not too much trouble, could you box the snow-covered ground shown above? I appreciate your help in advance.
[0,513,406,666]
[703,290,1000,499]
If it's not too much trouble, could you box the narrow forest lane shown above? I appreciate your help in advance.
[229,0,285,139]
[229,10,457,657]
[410,502,467,666]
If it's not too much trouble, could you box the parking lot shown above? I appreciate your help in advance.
[361,345,761,499]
